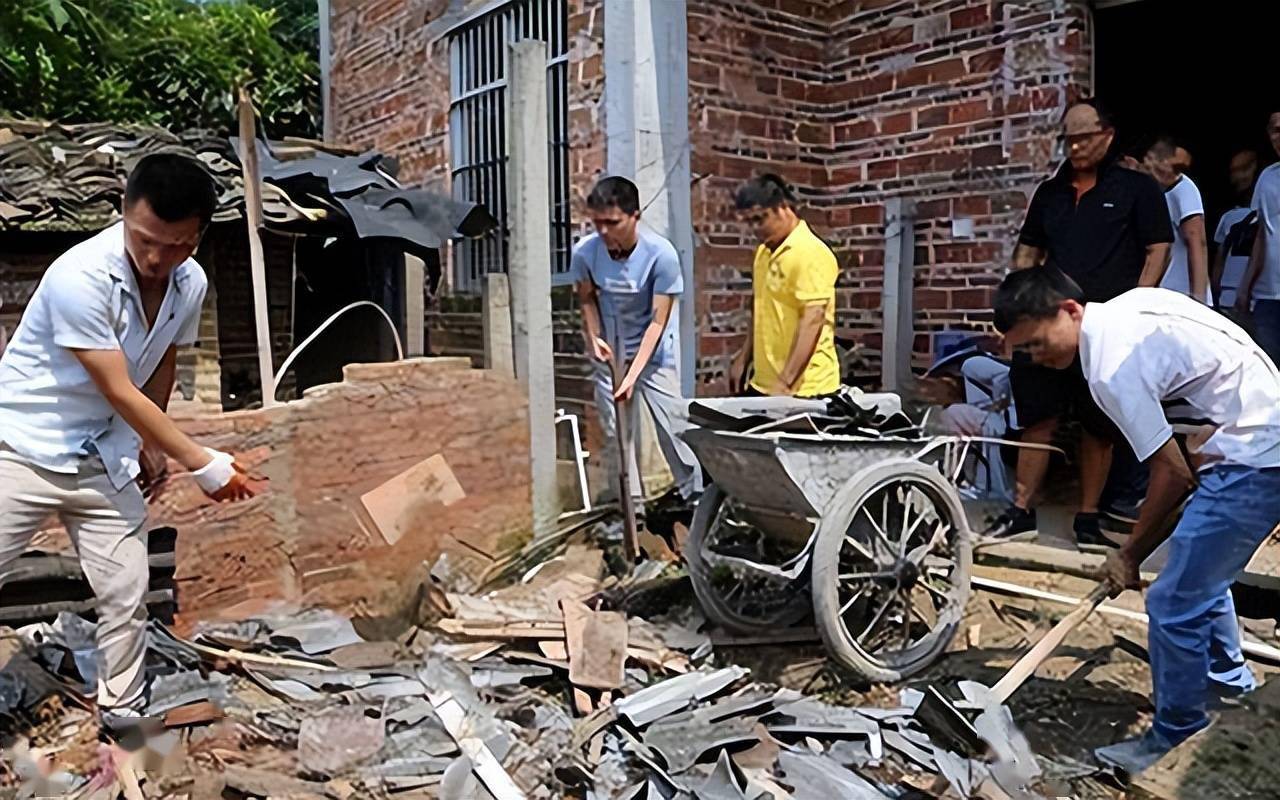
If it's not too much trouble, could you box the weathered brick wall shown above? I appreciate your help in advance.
[159,358,529,626]
[689,0,1091,383]
[330,0,1092,387]
[820,0,1091,371]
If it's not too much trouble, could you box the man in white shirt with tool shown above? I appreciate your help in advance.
[994,267,1280,775]
[0,154,258,736]
[1143,137,1210,304]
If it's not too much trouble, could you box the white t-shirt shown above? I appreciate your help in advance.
[0,223,207,490]
[1250,163,1280,300]
[1214,206,1254,307]
[1159,176,1210,303]
[1080,288,1280,470]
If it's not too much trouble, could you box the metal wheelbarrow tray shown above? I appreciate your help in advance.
[682,394,974,682]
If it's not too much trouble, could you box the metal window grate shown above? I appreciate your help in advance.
[448,0,570,294]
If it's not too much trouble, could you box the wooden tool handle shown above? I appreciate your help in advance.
[989,583,1109,704]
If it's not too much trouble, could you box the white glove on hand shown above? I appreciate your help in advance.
[191,448,237,495]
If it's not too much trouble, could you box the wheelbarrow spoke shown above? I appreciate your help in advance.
[839,584,868,616]
[859,590,897,642]
[898,488,930,559]
[859,505,895,557]
[838,570,895,582]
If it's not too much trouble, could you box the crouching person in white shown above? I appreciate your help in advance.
[0,154,257,736]
[995,267,1280,775]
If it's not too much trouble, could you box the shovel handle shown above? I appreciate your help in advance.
[609,357,640,563]
[989,582,1109,704]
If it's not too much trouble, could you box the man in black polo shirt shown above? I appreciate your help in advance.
[985,101,1174,546]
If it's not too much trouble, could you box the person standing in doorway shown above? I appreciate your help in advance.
[572,176,702,507]
[984,100,1173,547]
[728,174,841,398]
[1211,149,1259,310]
[1236,111,1280,365]
[1143,137,1210,304]
[0,154,258,737]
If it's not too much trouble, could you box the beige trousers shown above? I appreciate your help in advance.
[0,450,149,712]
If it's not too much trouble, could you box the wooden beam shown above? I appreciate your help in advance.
[236,85,279,408]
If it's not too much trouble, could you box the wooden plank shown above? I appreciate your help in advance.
[562,600,627,690]
[164,701,224,728]
[358,454,466,546]
[236,85,278,408]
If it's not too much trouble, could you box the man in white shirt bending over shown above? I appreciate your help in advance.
[1211,148,1259,309]
[0,154,257,736]
[995,267,1280,775]
[1143,137,1210,304]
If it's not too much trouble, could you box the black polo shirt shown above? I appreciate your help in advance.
[1019,160,1174,302]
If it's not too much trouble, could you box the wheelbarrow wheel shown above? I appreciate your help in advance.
[685,484,811,634]
[812,460,972,682]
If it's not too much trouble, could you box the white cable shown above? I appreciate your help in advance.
[272,301,405,400]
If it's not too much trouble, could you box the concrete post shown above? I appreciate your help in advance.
[506,39,560,539]
[482,272,515,379]
[403,254,425,358]
[319,0,333,143]
[604,0,696,396]
[881,197,916,392]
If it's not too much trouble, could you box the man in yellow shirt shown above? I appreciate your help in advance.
[728,174,841,397]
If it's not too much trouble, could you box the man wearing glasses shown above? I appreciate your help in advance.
[983,100,1174,547]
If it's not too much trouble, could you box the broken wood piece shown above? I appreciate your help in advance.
[562,599,627,690]
[967,624,982,648]
[972,575,1280,663]
[637,530,678,564]
[428,691,527,800]
[164,701,224,729]
[358,454,466,546]
[538,640,568,661]
[573,686,595,716]
[436,618,565,639]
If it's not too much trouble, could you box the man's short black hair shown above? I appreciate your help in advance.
[124,153,217,227]
[586,176,640,215]
[734,174,796,211]
[992,266,1086,333]
[1147,135,1177,160]
[1073,97,1114,130]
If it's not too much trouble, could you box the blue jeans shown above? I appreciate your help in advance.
[1146,466,1280,746]
[1252,299,1280,368]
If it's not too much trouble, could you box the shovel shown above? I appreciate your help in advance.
[610,353,640,564]
[917,494,1190,755]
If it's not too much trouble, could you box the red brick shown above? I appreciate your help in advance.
[949,98,990,124]
[835,119,876,142]
[916,289,950,309]
[848,73,895,99]
[970,144,1004,168]
[968,48,1004,74]
[950,5,990,30]
[849,205,884,225]
[914,199,952,219]
[917,105,950,130]
[689,58,721,87]
[953,196,992,216]
[797,122,832,145]
[867,159,898,180]
[897,58,966,89]
[880,112,913,135]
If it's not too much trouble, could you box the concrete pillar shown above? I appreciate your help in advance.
[482,272,515,378]
[507,39,560,539]
[319,0,333,143]
[403,254,425,358]
[881,197,916,392]
[604,0,696,396]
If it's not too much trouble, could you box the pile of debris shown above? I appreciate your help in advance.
[0,520,1064,800]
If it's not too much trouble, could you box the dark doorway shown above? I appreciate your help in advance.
[1095,0,1280,229]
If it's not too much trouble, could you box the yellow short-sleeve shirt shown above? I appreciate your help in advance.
[749,220,841,397]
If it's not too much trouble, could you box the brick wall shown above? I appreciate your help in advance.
[330,0,1092,387]
[33,358,532,627]
[689,0,1091,384]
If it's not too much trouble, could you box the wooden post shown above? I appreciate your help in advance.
[881,197,916,392]
[236,85,278,408]
[506,40,559,540]
[482,272,515,378]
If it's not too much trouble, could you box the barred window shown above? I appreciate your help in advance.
[448,0,570,293]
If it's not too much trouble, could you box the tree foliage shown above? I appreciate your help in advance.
[0,0,320,137]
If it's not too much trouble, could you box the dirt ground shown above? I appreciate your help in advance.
[719,563,1279,800]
